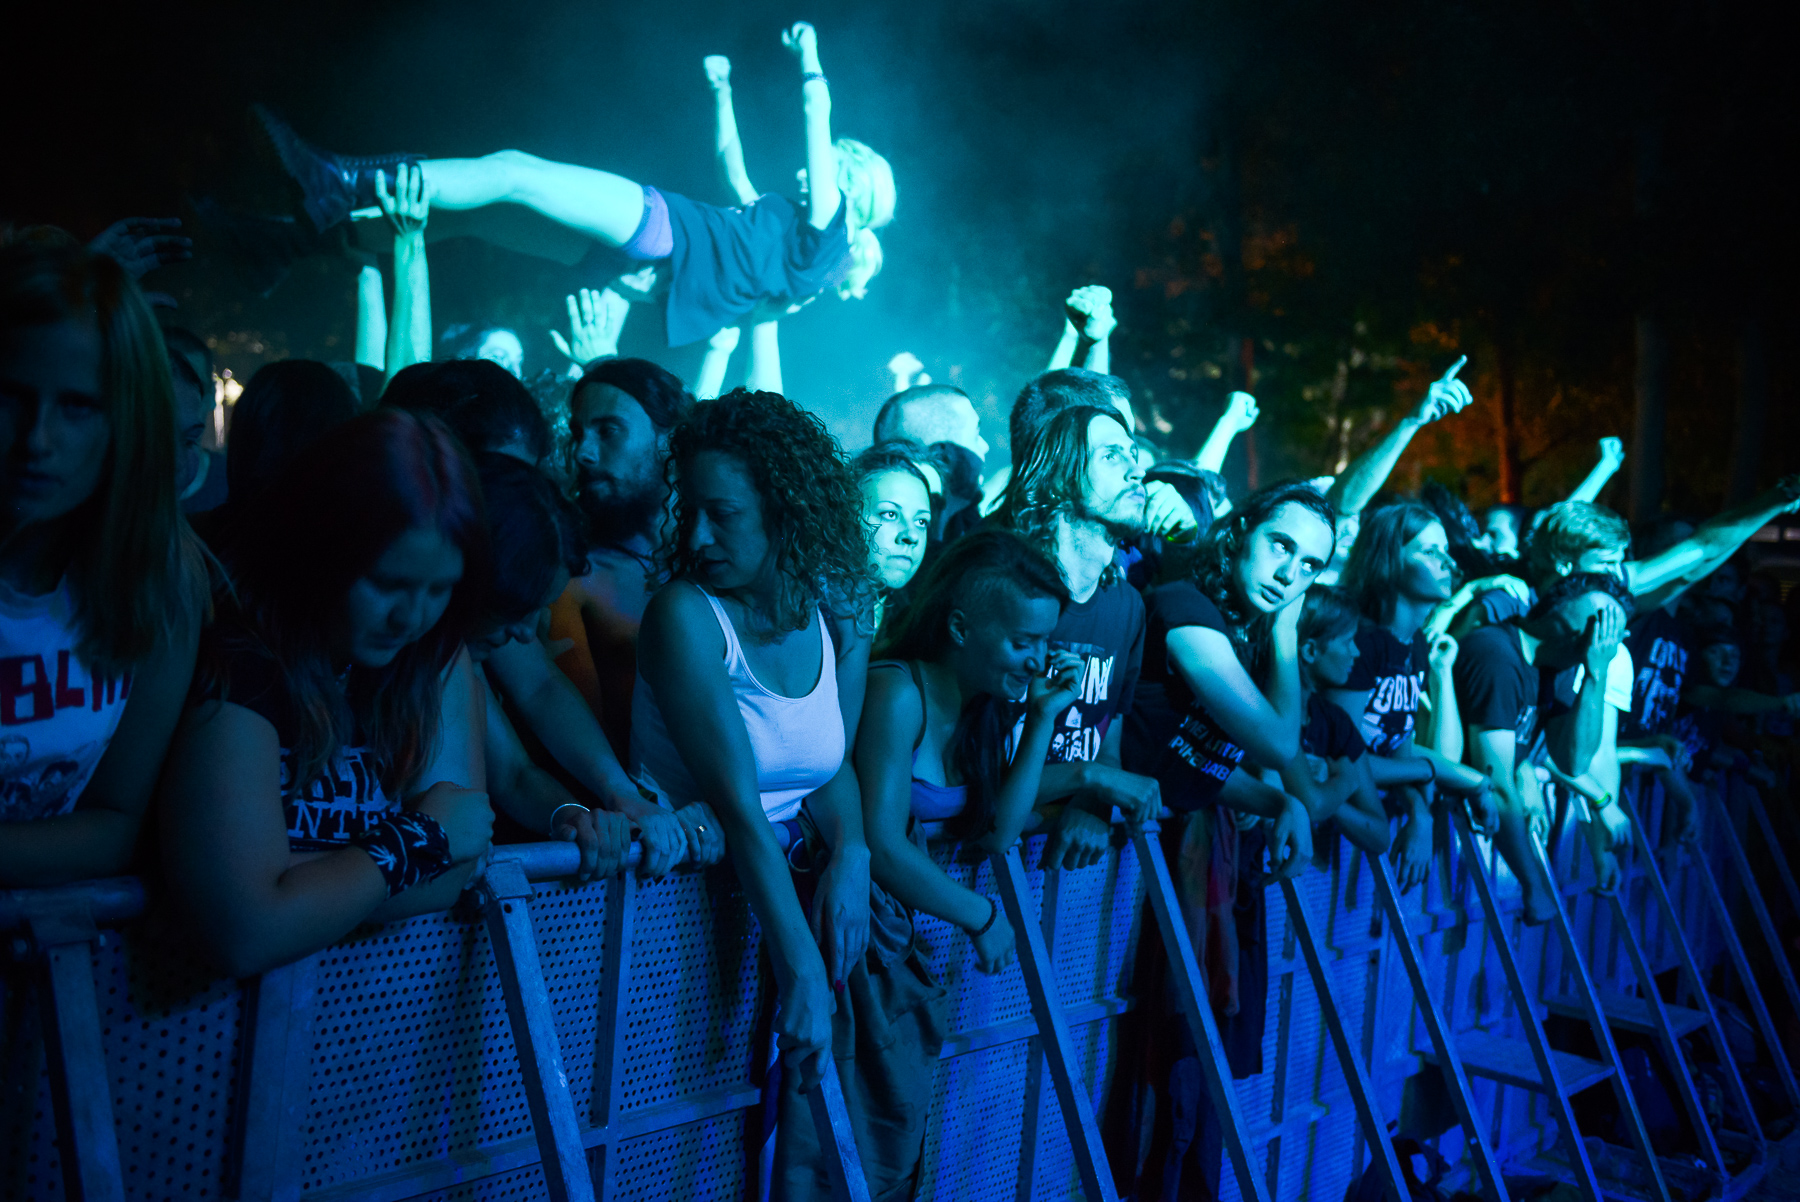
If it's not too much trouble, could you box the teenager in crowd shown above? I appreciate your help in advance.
[552,356,692,757]
[0,243,211,886]
[1120,481,1331,1198]
[1283,587,1392,855]
[631,389,893,1199]
[1330,502,1497,889]
[255,23,892,348]
[1452,571,1630,921]
[857,530,1081,962]
[389,361,685,874]
[850,443,933,628]
[996,404,1162,868]
[468,449,644,874]
[871,385,990,545]
[160,411,494,975]
[381,357,553,467]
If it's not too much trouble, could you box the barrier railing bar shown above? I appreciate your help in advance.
[0,877,144,930]
[25,893,124,1202]
[225,953,316,1202]
[1742,783,1800,927]
[1130,824,1271,1202]
[1447,810,1605,1202]
[1013,858,1058,1202]
[1277,876,1410,1202]
[937,996,1134,1059]
[479,857,596,1202]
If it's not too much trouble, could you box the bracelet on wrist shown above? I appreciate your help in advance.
[971,897,999,938]
[352,811,454,899]
[548,801,589,836]
[802,70,827,85]
[1591,791,1615,810]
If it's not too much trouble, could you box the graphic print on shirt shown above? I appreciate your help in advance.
[1630,635,1689,735]
[1346,625,1426,757]
[1047,640,1114,763]
[1170,707,1246,783]
[281,745,396,853]
[0,650,131,822]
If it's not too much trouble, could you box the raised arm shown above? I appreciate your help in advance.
[747,318,783,393]
[695,325,740,401]
[1545,608,1625,780]
[705,56,760,205]
[1046,286,1115,372]
[354,262,387,374]
[1195,391,1259,473]
[550,286,629,379]
[782,23,840,232]
[377,164,433,380]
[1628,474,1800,602]
[1567,437,1626,504]
[1328,355,1471,518]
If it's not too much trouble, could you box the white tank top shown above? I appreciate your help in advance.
[0,577,131,823]
[631,589,844,824]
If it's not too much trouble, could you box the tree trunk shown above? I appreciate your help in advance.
[1239,336,1259,490]
[1629,314,1668,522]
[1496,340,1520,504]
[1726,318,1767,505]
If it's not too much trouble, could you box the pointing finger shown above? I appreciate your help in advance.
[1441,354,1468,383]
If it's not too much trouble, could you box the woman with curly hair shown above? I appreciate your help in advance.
[631,387,892,1198]
[252,23,892,347]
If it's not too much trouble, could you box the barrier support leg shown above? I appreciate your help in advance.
[26,896,123,1202]
[1130,824,1271,1202]
[226,953,316,1202]
[1278,877,1409,1201]
[1366,853,1508,1202]
[993,845,1119,1202]
[807,1060,874,1202]
[587,868,637,1199]
[482,859,596,1202]
[1013,861,1062,1201]
[1706,788,1800,1088]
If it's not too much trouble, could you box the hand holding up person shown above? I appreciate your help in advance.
[89,216,192,278]
[550,286,629,371]
[375,164,431,239]
[703,54,732,89]
[1414,355,1472,425]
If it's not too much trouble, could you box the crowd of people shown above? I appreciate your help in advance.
[6,21,1800,1202]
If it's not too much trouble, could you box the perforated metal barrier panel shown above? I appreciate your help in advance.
[0,776,1773,1202]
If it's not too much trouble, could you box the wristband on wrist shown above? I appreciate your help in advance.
[1591,791,1615,810]
[351,811,453,899]
[1423,758,1437,786]
[802,70,827,84]
[548,801,589,836]
[971,897,999,938]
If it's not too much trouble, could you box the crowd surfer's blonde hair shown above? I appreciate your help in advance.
[833,138,894,299]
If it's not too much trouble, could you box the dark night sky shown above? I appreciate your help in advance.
[6,0,1797,505]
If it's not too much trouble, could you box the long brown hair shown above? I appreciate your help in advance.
[214,410,489,796]
[0,243,209,674]
[997,404,1130,590]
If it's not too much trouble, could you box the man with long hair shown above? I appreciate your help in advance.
[996,404,1162,867]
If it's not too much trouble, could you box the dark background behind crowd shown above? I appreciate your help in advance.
[6,0,1799,510]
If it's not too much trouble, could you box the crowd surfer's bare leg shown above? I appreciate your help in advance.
[420,151,647,247]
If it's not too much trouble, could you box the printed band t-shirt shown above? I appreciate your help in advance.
[204,645,398,853]
[0,578,131,823]
[1343,622,1428,755]
[1623,608,1690,738]
[1037,578,1145,767]
[1123,582,1246,811]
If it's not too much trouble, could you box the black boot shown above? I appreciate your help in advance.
[252,105,420,233]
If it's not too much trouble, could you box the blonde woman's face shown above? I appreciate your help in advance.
[0,319,112,531]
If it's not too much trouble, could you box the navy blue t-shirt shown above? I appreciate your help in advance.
[1623,608,1690,739]
[661,192,850,346]
[1343,622,1428,756]
[1124,582,1247,811]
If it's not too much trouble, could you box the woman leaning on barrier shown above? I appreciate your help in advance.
[631,388,895,1200]
[0,241,210,887]
[159,410,494,977]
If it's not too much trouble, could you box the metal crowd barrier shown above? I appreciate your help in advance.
[4,770,1793,1202]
